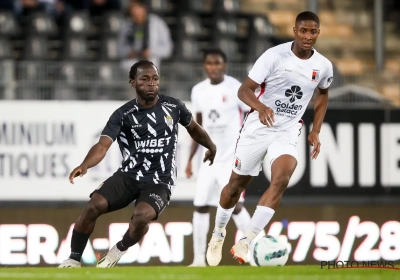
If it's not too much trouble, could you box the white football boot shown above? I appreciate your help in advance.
[206,228,226,266]
[58,259,81,268]
[96,245,126,268]
[230,238,250,264]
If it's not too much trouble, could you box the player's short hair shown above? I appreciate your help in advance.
[130,0,147,6]
[129,60,158,81]
[202,48,227,63]
[295,11,320,26]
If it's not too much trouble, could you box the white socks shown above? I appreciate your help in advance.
[212,205,235,239]
[243,205,275,244]
[192,212,209,264]
[232,208,251,234]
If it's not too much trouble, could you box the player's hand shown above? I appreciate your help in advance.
[69,165,88,184]
[256,104,275,127]
[308,131,321,159]
[185,161,193,178]
[203,148,216,166]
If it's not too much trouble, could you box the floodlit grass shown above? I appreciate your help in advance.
[0,265,399,280]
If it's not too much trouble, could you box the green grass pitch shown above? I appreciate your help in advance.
[0,266,399,280]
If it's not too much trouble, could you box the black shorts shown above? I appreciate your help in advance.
[90,170,171,220]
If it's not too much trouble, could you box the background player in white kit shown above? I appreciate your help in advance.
[206,11,334,266]
[185,49,253,267]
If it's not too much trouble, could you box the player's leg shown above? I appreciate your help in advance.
[231,131,299,264]
[207,135,267,266]
[190,164,217,266]
[189,206,209,267]
[217,163,251,235]
[97,184,170,268]
[59,171,138,268]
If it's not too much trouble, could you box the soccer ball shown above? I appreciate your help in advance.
[250,235,289,266]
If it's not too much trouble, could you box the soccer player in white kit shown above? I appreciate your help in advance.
[206,11,334,265]
[185,49,252,266]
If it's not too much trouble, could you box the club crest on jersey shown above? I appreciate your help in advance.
[166,115,173,126]
[235,157,241,170]
[222,95,227,102]
[311,69,320,82]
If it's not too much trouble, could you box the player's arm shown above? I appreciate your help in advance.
[238,78,274,127]
[69,136,113,184]
[185,113,202,178]
[309,64,334,160]
[187,113,202,161]
[308,87,329,160]
[69,110,122,184]
[186,120,217,166]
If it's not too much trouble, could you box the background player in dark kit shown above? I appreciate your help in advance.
[59,60,217,268]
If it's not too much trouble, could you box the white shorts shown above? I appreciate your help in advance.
[233,123,302,176]
[193,162,245,207]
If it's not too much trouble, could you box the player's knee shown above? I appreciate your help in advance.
[130,211,153,230]
[84,199,107,219]
[270,175,290,193]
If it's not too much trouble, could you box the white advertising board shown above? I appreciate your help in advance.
[0,101,201,201]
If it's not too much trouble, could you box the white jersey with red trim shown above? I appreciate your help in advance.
[191,75,249,163]
[245,41,333,134]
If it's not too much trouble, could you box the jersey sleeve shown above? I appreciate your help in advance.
[318,61,334,89]
[248,49,276,84]
[190,86,200,114]
[178,100,193,127]
[101,110,122,142]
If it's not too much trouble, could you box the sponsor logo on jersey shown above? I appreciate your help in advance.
[235,157,241,170]
[275,86,304,117]
[311,69,320,82]
[208,109,220,123]
[327,76,333,85]
[162,102,177,108]
[134,137,172,149]
[285,86,303,103]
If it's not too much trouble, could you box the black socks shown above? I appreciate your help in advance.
[69,230,90,262]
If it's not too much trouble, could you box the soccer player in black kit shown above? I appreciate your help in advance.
[59,60,217,268]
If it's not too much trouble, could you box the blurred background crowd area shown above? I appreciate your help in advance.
[0,0,399,105]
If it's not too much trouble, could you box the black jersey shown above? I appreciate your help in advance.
[101,95,192,190]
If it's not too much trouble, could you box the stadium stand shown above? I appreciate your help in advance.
[0,0,398,104]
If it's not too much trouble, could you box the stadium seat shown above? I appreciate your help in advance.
[252,15,275,37]
[99,37,119,61]
[215,17,238,37]
[214,37,243,62]
[27,12,58,37]
[175,38,202,61]
[63,37,89,60]
[0,37,12,59]
[0,11,20,37]
[22,37,50,60]
[180,14,203,37]
[247,38,274,62]
[217,0,241,13]
[149,0,170,13]
[334,59,364,75]
[100,12,125,36]
[66,11,92,36]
